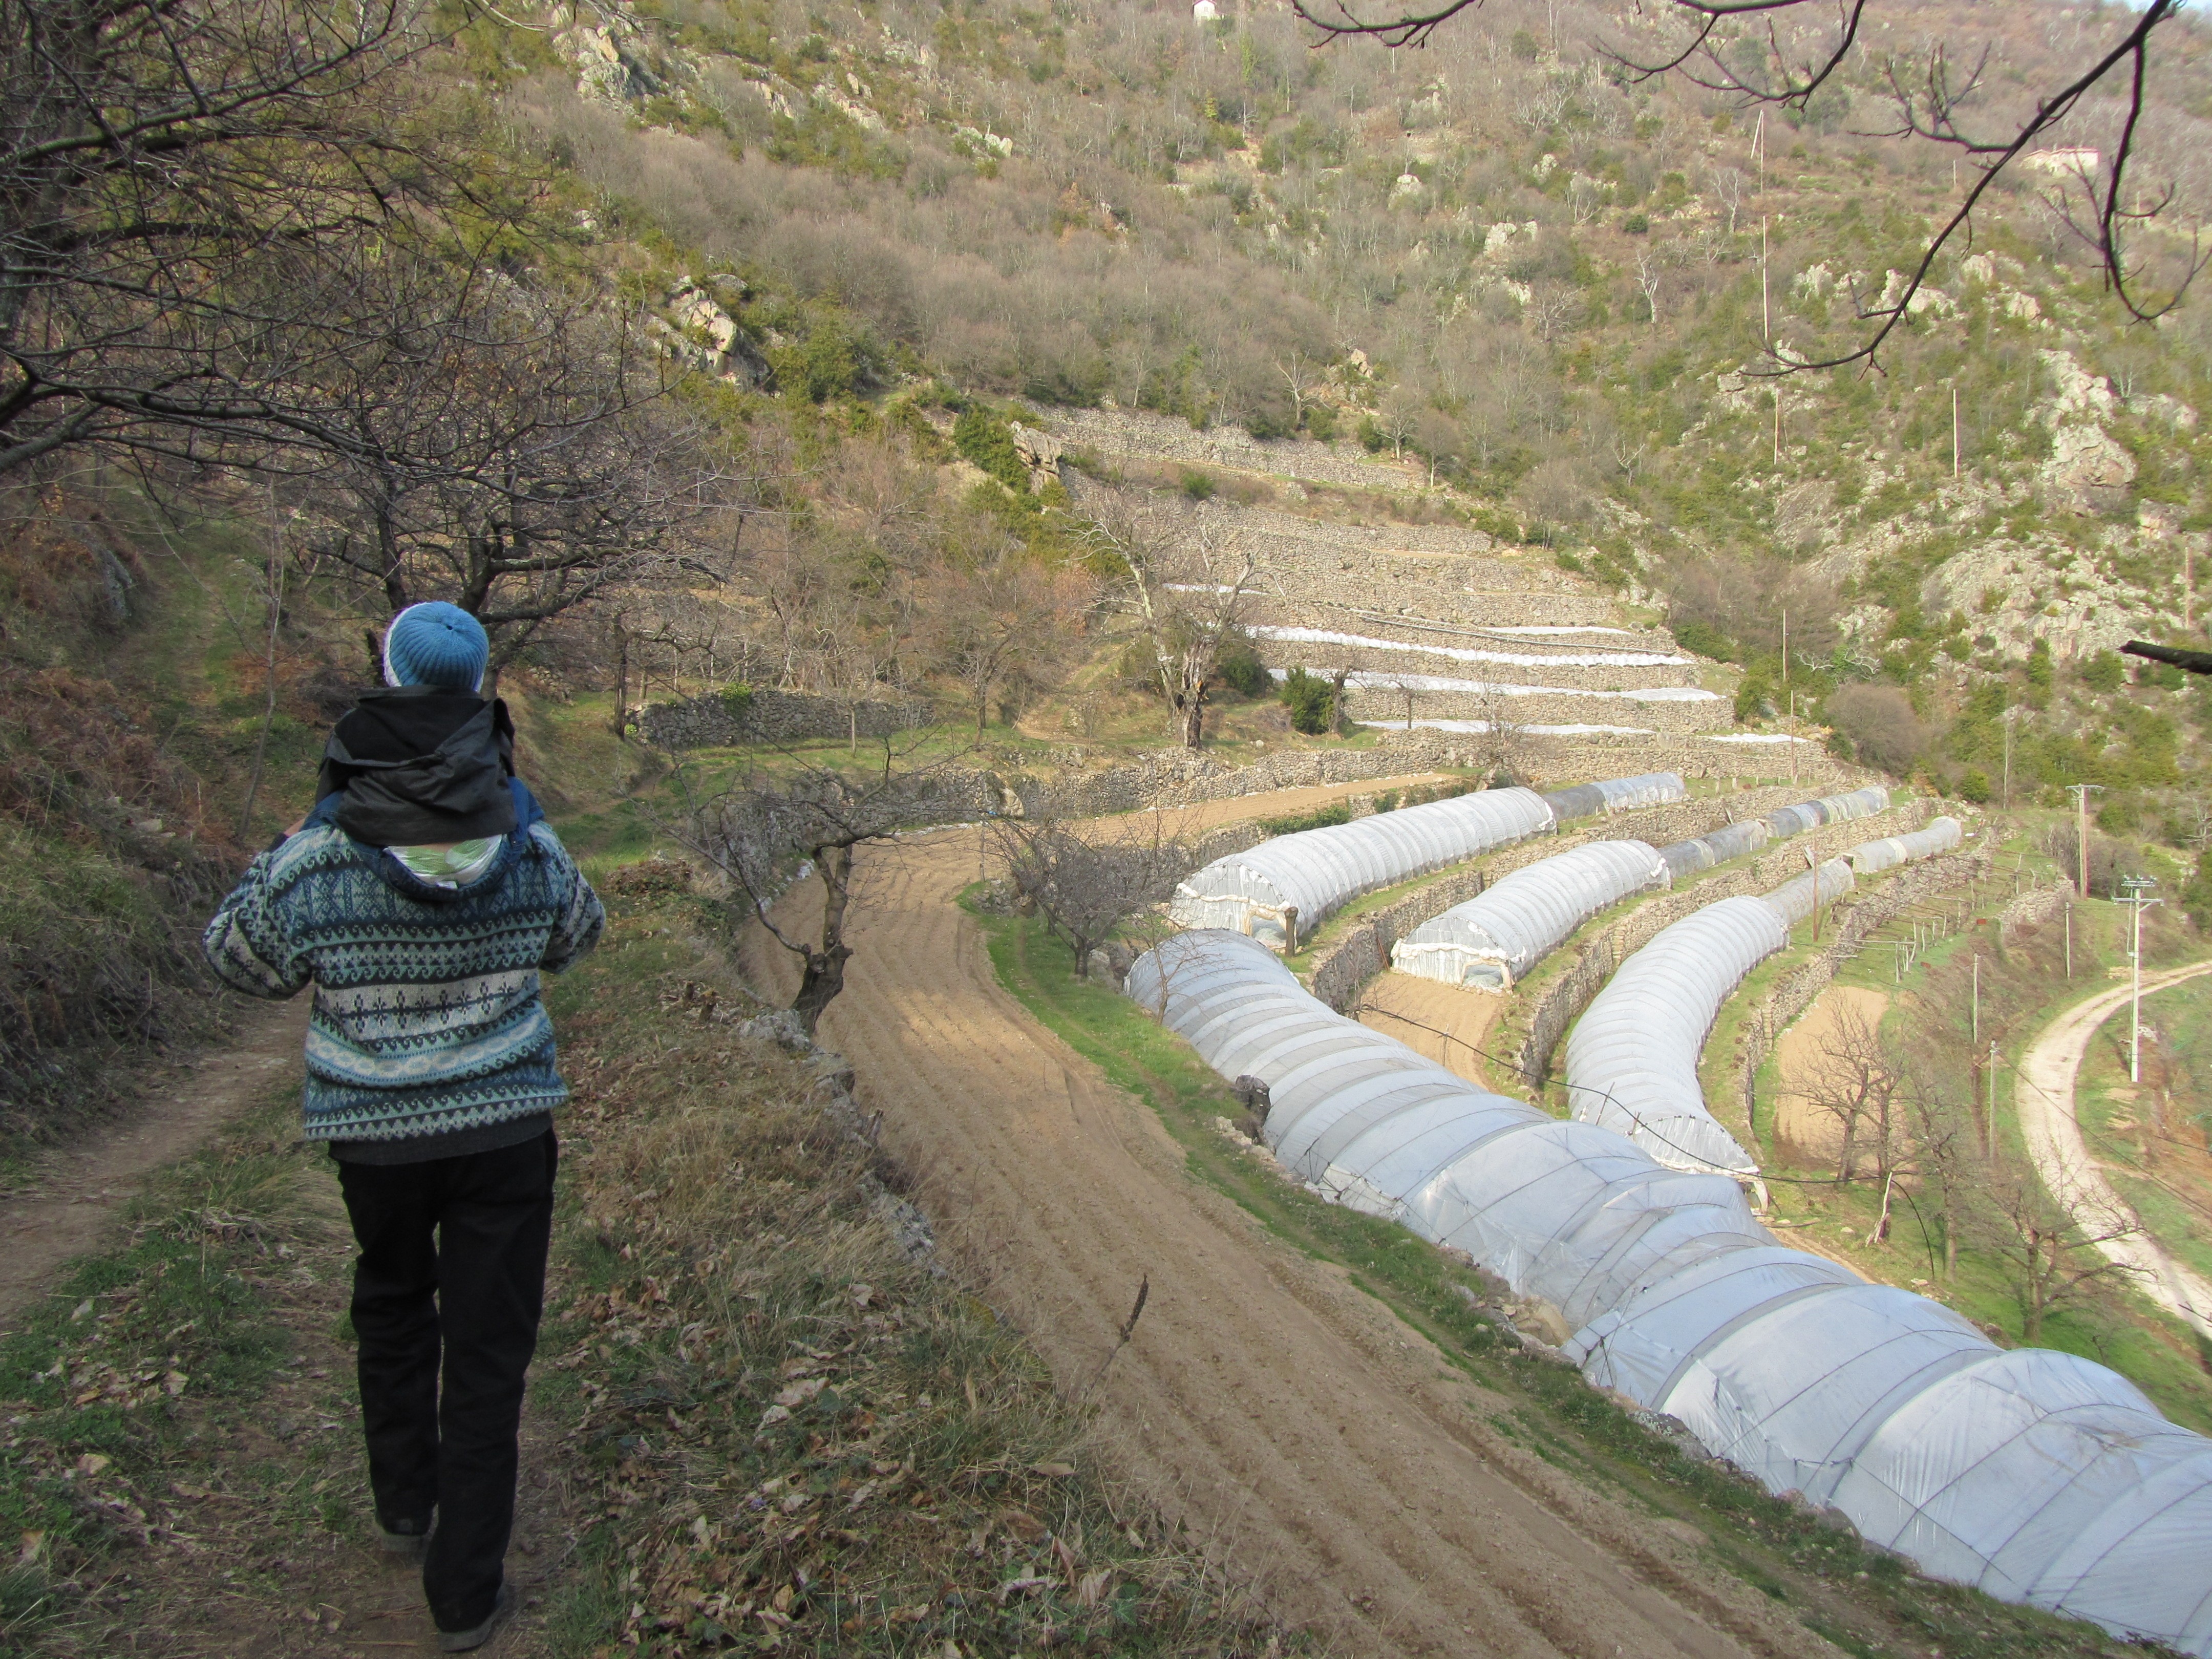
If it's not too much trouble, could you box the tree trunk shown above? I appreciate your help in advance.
[790,844,856,1037]
[1179,696,1205,749]
[611,617,629,738]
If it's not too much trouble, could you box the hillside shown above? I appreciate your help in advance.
[443,0,2212,837]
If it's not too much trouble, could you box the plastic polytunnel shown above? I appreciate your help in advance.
[1656,817,1768,879]
[1123,928,2212,1654]
[1391,840,1669,990]
[1767,785,1889,839]
[1539,772,1686,821]
[1561,895,1780,1176]
[1764,858,1855,926]
[1165,786,1553,943]
[1848,816,1963,874]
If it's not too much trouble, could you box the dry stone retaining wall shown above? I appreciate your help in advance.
[1047,406,1425,495]
[1507,799,1940,1086]
[640,688,930,748]
[1304,783,1856,1015]
[1729,844,1994,1133]
[2001,880,2075,943]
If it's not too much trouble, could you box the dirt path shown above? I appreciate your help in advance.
[749,783,1836,1659]
[2016,962,2212,1341]
[0,998,309,1333]
[1770,987,1891,1167]
[1353,973,1508,1093]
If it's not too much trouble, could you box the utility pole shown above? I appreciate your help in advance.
[2117,876,2162,1083]
[2067,783,2105,897]
[1754,109,1764,194]
[1761,216,1771,344]
[1987,1040,1998,1156]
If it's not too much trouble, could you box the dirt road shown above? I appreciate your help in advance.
[751,779,1836,1659]
[2016,962,2212,1341]
[0,998,308,1332]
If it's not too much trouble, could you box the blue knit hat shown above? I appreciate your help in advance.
[382,602,488,692]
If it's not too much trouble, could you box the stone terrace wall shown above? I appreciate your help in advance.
[1507,799,1942,1088]
[1727,843,1994,1134]
[639,688,930,749]
[2001,880,2074,943]
[1047,406,1423,495]
[1303,783,1839,1014]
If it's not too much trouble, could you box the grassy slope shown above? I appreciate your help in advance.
[974,899,2163,1659]
[1722,824,2212,1432]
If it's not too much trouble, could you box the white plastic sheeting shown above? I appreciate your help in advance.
[1266,667,1722,704]
[1247,624,1690,669]
[1767,785,1889,838]
[1166,788,1553,942]
[1765,858,1856,926]
[1849,817,1963,873]
[1124,929,2212,1653]
[1657,818,1769,879]
[1392,841,1669,990]
[1541,772,1686,820]
[1562,895,1780,1175]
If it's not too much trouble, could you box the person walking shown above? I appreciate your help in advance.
[203,602,604,1651]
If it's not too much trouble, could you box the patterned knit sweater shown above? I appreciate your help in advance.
[202,814,605,1142]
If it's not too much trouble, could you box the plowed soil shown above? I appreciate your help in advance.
[1353,973,1511,1094]
[747,778,1838,1659]
[1770,986,1891,1168]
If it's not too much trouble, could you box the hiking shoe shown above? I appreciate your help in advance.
[374,1513,433,1565]
[438,1581,517,1653]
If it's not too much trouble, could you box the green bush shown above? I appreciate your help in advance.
[1357,415,1386,453]
[2183,852,2212,929]
[1279,667,1334,734]
[2079,650,2125,693]
[719,683,754,721]
[1734,668,1774,724]
[1303,404,1337,442]
[1178,467,1218,501]
[1213,633,1270,699]
[800,320,861,402]
[1958,768,1992,804]
[954,406,1032,494]
[1672,618,1734,661]
[1258,800,1351,836]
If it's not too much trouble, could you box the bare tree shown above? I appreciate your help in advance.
[672,743,971,1035]
[0,0,459,475]
[1798,1003,1904,1220]
[1085,499,1261,750]
[1898,1035,1976,1279]
[927,523,1089,735]
[1291,1,2206,369]
[1634,250,1664,330]
[1709,163,1747,236]
[1969,1153,2144,1343]
[993,810,1193,979]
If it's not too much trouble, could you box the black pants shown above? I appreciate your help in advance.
[335,1132,557,1632]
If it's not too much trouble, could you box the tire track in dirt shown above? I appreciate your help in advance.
[746,780,1842,1659]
